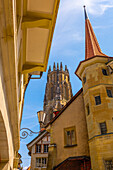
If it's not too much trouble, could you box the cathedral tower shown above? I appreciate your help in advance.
[75,7,113,170]
[43,62,73,124]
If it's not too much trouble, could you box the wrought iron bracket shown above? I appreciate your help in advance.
[20,128,39,139]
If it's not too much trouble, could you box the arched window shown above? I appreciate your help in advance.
[51,87,53,100]
[64,83,68,100]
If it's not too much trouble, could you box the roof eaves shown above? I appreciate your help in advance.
[26,130,47,147]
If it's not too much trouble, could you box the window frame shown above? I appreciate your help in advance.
[36,144,41,153]
[95,95,101,105]
[102,69,108,76]
[44,144,48,153]
[64,126,77,147]
[99,122,107,135]
[36,158,47,168]
[36,158,41,168]
[104,159,113,169]
[106,88,113,98]
[42,158,47,167]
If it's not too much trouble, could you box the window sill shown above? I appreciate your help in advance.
[64,144,77,148]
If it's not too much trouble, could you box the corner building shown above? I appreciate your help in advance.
[76,7,113,170]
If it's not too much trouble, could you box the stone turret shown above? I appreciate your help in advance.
[75,6,113,170]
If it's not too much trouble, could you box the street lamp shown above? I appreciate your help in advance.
[20,110,46,139]
[37,110,46,129]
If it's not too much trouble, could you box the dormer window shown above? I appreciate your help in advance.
[102,69,108,76]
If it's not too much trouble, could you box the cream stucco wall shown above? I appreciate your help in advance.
[0,52,14,169]
[48,92,89,168]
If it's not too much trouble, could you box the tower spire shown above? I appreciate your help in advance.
[84,6,108,60]
[57,63,59,70]
[83,5,88,20]
[53,62,56,71]
[60,62,63,70]
[48,65,51,73]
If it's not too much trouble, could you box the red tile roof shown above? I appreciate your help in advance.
[84,6,108,60]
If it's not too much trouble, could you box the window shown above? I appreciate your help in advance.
[42,158,47,167]
[83,76,86,84]
[36,158,41,167]
[100,122,107,135]
[102,69,108,76]
[36,158,47,168]
[44,144,48,153]
[64,126,76,146]
[86,104,90,115]
[64,83,68,100]
[95,95,101,105]
[104,160,113,170]
[106,88,113,98]
[36,144,41,153]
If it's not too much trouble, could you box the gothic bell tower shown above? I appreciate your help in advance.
[43,62,73,124]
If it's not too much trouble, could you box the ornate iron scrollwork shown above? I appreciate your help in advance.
[20,128,39,139]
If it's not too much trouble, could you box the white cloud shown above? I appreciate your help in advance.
[23,166,29,170]
[23,114,37,120]
[72,33,83,41]
[59,0,113,17]
[52,0,113,54]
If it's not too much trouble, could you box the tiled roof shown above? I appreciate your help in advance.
[53,156,90,170]
[84,6,108,60]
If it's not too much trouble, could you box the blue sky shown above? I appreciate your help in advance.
[19,0,113,169]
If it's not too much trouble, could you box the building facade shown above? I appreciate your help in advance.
[27,131,50,170]
[46,89,90,170]
[27,63,73,169]
[43,63,73,124]
[0,0,60,169]
[44,7,113,170]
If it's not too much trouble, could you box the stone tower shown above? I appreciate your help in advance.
[43,62,73,124]
[76,7,113,170]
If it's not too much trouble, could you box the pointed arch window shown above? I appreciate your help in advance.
[51,87,53,99]
[64,83,68,100]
